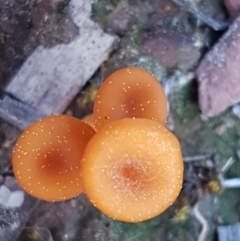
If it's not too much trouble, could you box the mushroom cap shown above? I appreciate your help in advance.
[12,115,95,201]
[82,118,183,222]
[93,67,168,130]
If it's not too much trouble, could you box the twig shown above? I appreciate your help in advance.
[183,155,210,163]
[221,178,240,188]
[193,203,208,241]
[221,157,234,174]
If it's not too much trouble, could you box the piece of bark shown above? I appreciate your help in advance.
[0,0,116,129]
[196,16,240,116]
[218,223,240,241]
[6,18,115,116]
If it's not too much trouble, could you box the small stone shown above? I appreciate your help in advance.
[141,29,200,71]
[7,190,24,208]
[214,124,227,135]
[214,119,235,135]
[0,185,24,208]
[232,104,240,118]
[0,185,11,205]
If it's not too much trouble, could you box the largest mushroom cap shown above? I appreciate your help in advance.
[12,115,95,202]
[82,118,183,223]
[93,67,167,130]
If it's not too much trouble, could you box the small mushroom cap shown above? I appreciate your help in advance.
[93,67,168,130]
[12,115,95,202]
[82,118,183,222]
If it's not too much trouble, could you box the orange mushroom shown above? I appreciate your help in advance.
[12,115,95,202]
[93,67,167,130]
[82,118,183,222]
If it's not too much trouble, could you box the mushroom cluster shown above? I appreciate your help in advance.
[12,67,183,223]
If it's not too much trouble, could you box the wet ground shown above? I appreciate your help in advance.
[1,0,240,240]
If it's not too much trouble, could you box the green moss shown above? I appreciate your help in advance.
[217,189,240,224]
[128,0,142,5]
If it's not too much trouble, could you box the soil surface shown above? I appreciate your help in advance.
[1,0,239,241]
